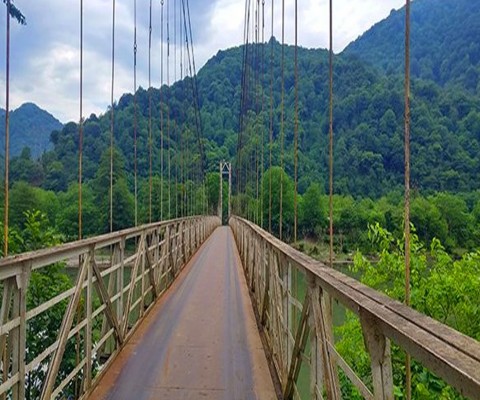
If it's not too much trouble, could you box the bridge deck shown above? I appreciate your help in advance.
[88,226,276,400]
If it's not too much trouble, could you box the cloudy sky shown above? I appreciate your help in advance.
[0,0,405,123]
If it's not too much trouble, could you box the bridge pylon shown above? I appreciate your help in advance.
[218,161,232,224]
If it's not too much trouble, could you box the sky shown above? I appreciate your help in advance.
[0,0,406,123]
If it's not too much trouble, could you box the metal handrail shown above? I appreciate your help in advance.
[0,216,220,400]
[230,216,480,400]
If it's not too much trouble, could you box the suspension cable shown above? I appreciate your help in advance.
[160,0,164,220]
[293,0,299,243]
[328,0,334,267]
[404,0,412,398]
[109,0,116,233]
[255,0,260,225]
[268,0,274,233]
[133,0,138,226]
[279,0,285,240]
[183,0,206,185]
[236,0,250,215]
[167,0,171,218]
[260,0,265,228]
[4,0,11,255]
[148,0,153,223]
[179,3,185,217]
[250,0,256,222]
[181,0,206,215]
[75,5,84,397]
[174,0,178,217]
[78,0,83,240]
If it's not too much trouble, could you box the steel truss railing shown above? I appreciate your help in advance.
[0,216,220,400]
[230,216,480,400]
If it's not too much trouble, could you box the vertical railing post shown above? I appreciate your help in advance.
[308,274,340,399]
[12,265,29,400]
[0,278,13,400]
[360,310,394,400]
[281,255,289,379]
[99,245,117,357]
[309,293,319,399]
[117,237,125,325]
[260,245,271,326]
[85,251,93,390]
[140,232,146,317]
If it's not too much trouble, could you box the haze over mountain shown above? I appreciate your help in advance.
[0,103,63,158]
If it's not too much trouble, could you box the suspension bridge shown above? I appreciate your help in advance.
[1,0,480,399]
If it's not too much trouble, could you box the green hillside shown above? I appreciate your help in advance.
[34,38,480,198]
[4,0,480,241]
[343,0,480,92]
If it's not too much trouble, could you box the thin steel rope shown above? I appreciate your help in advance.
[4,0,11,255]
[167,0,171,218]
[328,0,334,268]
[255,0,260,225]
[404,0,412,398]
[260,0,265,228]
[251,0,256,223]
[160,0,165,220]
[236,0,250,216]
[78,0,83,240]
[268,0,274,233]
[133,0,138,226]
[184,0,206,215]
[181,0,205,215]
[109,0,116,233]
[148,0,153,223]
[179,3,185,216]
[279,0,285,240]
[174,0,178,217]
[293,0,299,243]
[75,5,84,397]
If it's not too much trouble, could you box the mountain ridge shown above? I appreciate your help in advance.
[5,1,480,199]
[343,0,480,92]
[0,102,63,158]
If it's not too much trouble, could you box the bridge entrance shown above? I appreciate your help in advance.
[218,161,232,225]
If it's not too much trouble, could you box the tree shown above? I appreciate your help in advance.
[57,184,100,239]
[300,182,326,237]
[111,179,135,231]
[410,196,448,245]
[431,193,475,250]
[91,148,133,232]
[206,172,220,215]
[261,167,294,239]
[3,0,26,25]
[10,147,44,186]
[3,211,74,399]
[336,223,480,398]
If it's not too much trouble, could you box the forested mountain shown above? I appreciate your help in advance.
[0,103,63,157]
[343,0,480,92]
[30,38,480,199]
[9,0,480,200]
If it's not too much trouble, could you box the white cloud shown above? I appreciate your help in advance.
[1,0,406,122]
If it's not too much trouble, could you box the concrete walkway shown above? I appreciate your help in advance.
[89,226,277,400]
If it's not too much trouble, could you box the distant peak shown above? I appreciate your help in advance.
[268,36,279,45]
[16,102,41,111]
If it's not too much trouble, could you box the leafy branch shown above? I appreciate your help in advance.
[3,0,26,25]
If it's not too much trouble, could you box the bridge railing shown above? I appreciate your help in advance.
[0,215,220,400]
[230,216,480,400]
